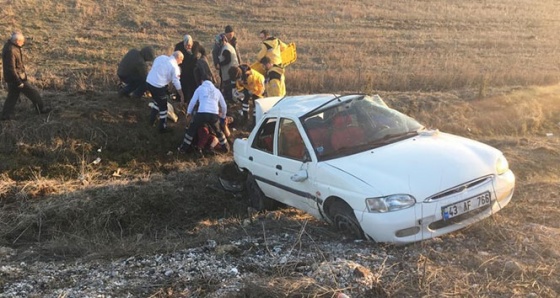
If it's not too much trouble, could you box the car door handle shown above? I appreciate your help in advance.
[276,165,282,170]
[249,156,253,161]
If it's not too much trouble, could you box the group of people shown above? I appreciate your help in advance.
[1,27,291,156]
[116,26,291,155]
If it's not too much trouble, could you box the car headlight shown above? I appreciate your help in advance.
[496,155,509,175]
[366,194,416,213]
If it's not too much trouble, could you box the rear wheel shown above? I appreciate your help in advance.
[246,173,277,211]
[328,200,366,240]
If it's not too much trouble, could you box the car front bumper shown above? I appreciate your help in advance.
[354,170,515,244]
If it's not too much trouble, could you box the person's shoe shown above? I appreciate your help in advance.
[218,144,230,154]
[178,144,197,154]
[131,95,142,101]
[177,145,188,154]
[183,145,203,157]
[203,148,218,156]
[118,89,130,98]
[159,127,173,134]
[195,147,204,157]
[39,108,52,114]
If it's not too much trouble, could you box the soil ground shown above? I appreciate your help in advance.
[0,86,559,296]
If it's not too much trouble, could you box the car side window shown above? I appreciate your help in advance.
[251,118,277,153]
[278,118,306,160]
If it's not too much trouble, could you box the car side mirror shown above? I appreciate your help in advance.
[290,170,308,182]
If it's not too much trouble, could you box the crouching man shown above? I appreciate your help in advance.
[117,46,155,99]
[178,70,229,154]
[195,116,233,155]
[228,64,264,129]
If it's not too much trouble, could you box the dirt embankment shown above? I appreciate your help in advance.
[0,86,559,297]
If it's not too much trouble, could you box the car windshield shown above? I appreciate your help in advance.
[301,95,424,161]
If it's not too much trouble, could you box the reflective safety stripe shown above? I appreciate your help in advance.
[218,135,227,145]
[183,133,193,145]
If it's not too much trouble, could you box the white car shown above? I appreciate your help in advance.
[232,94,515,244]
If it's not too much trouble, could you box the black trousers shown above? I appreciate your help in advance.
[221,80,234,102]
[118,74,147,97]
[1,81,45,119]
[147,83,168,130]
[180,80,196,105]
[242,91,260,128]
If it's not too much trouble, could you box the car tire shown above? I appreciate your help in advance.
[246,173,277,211]
[329,200,366,240]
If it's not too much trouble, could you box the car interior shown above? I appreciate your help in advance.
[330,112,365,151]
[278,119,306,160]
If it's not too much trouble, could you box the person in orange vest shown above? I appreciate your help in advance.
[256,30,287,66]
[259,56,285,97]
[228,64,264,129]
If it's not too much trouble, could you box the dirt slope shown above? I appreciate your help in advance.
[0,86,559,296]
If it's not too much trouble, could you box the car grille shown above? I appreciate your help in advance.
[424,176,493,202]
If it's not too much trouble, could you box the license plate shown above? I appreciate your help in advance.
[442,192,492,220]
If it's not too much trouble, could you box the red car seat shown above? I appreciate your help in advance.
[280,123,305,159]
[331,113,365,151]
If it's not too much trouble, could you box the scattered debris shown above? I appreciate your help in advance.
[112,168,122,177]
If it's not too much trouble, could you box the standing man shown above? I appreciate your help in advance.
[224,25,242,65]
[146,51,184,133]
[174,34,197,103]
[178,69,229,154]
[256,30,287,66]
[212,25,241,94]
[217,34,239,102]
[1,32,50,121]
[192,41,216,86]
[117,46,155,99]
[260,56,286,97]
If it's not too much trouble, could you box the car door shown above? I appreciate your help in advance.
[273,118,320,212]
[245,117,281,198]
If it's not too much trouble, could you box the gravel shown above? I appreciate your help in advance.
[0,222,404,298]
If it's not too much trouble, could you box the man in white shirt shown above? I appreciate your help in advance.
[146,51,185,133]
[178,70,229,154]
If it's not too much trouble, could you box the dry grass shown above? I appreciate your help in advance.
[1,0,560,92]
[1,0,560,297]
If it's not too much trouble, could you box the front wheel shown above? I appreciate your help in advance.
[328,200,366,240]
[246,173,278,211]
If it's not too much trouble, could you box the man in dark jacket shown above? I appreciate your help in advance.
[212,25,241,88]
[174,34,197,104]
[1,32,50,121]
[217,34,239,102]
[224,25,242,65]
[117,46,155,99]
[191,41,216,86]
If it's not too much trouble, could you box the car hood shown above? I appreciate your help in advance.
[322,130,501,200]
